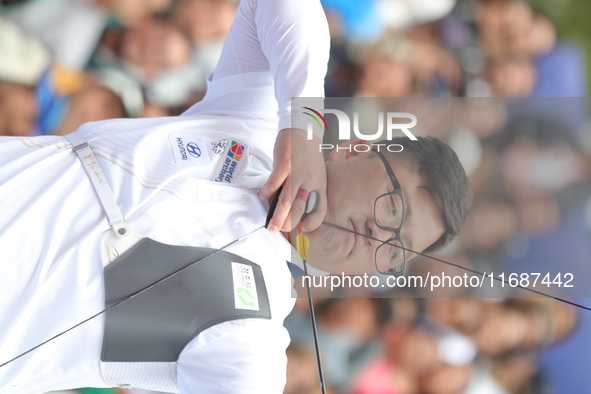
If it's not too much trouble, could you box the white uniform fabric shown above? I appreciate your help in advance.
[0,0,329,392]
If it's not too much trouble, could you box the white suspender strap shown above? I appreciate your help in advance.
[64,131,129,238]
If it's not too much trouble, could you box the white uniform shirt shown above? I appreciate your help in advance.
[0,0,329,392]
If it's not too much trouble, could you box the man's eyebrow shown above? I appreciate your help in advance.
[403,189,412,221]
[402,189,414,253]
[405,237,414,255]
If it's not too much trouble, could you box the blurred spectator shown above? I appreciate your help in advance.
[94,0,173,26]
[484,59,537,97]
[477,0,535,61]
[321,0,384,42]
[94,19,191,81]
[351,357,415,394]
[5,0,107,71]
[419,364,472,394]
[477,0,587,99]
[35,67,125,135]
[431,298,577,359]
[532,41,587,98]
[173,0,236,47]
[0,17,50,86]
[56,85,125,135]
[171,0,238,106]
[357,31,414,97]
[285,344,334,394]
[0,80,36,136]
[459,198,519,253]
[92,18,193,109]
[315,297,386,390]
[407,23,462,96]
[379,0,457,31]
[119,19,191,79]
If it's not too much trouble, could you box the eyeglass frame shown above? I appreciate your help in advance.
[372,148,407,276]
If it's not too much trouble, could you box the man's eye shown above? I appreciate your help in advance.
[387,264,404,274]
[390,248,399,261]
[389,196,400,218]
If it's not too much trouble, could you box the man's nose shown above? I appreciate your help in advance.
[366,220,394,243]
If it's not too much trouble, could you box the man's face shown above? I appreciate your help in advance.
[300,140,445,275]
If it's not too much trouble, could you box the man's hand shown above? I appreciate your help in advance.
[260,128,327,233]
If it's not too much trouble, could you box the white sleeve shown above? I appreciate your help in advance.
[212,0,330,131]
[176,319,291,393]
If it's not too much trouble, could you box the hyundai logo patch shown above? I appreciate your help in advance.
[187,142,201,158]
[169,134,210,166]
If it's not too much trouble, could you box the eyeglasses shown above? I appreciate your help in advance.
[373,149,407,276]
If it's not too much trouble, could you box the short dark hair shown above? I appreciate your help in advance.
[381,136,472,253]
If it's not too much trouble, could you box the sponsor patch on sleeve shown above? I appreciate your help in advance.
[212,139,248,184]
[168,134,210,166]
[231,262,259,311]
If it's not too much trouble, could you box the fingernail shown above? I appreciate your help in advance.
[268,225,279,233]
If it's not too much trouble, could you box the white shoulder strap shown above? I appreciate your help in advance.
[64,131,129,238]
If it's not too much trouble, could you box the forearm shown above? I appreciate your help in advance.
[254,0,329,130]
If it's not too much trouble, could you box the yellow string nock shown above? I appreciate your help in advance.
[296,222,309,261]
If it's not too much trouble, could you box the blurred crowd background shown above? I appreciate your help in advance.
[1,0,590,393]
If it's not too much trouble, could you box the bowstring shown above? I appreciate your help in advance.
[0,226,265,369]
[321,221,591,312]
[3,219,589,369]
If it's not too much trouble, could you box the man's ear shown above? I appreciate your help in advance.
[327,140,373,162]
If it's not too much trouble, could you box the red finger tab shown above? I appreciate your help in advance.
[295,188,310,202]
